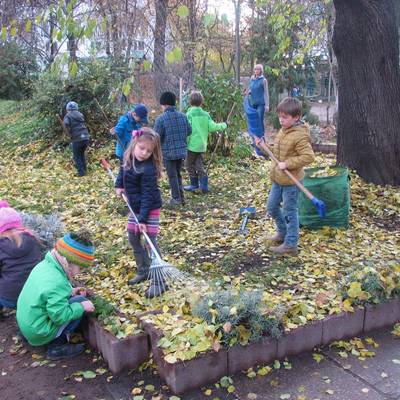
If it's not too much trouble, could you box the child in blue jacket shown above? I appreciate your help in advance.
[111,104,149,161]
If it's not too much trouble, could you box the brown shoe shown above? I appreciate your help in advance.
[270,243,299,256]
[266,232,284,243]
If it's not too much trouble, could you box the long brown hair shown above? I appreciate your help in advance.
[123,127,163,179]
[0,228,36,247]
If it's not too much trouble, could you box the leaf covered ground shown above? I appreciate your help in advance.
[0,102,399,360]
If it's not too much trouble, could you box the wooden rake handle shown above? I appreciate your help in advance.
[256,140,314,201]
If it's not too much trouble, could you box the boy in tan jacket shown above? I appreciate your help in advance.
[256,97,315,255]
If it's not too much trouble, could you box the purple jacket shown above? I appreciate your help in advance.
[0,233,42,302]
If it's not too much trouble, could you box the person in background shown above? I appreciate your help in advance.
[110,104,149,162]
[154,92,192,207]
[184,91,227,193]
[63,101,90,177]
[248,64,269,135]
[0,203,42,317]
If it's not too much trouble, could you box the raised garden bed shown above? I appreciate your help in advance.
[79,296,400,394]
[227,337,277,375]
[322,308,365,345]
[82,315,150,374]
[277,320,323,358]
[138,314,228,395]
[364,298,400,332]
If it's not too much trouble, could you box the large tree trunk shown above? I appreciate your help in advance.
[333,0,400,186]
[233,0,241,85]
[183,0,197,89]
[153,0,168,99]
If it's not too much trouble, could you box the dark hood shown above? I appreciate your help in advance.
[0,233,38,258]
[67,110,85,123]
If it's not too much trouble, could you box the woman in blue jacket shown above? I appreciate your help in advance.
[248,64,270,134]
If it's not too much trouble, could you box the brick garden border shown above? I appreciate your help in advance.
[82,316,150,374]
[138,314,229,395]
[82,298,400,393]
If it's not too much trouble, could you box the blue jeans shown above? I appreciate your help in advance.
[266,182,300,247]
[72,140,89,176]
[0,297,17,309]
[53,295,87,340]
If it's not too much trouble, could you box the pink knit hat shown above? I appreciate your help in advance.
[0,207,24,234]
[0,200,10,208]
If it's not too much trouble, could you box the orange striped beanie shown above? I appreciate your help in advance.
[56,233,95,267]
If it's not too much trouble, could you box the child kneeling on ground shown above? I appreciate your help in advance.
[17,232,96,360]
[0,202,42,317]
[184,91,227,193]
[255,97,315,256]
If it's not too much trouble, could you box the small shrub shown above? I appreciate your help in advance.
[21,212,65,255]
[195,73,245,156]
[339,263,400,306]
[193,288,283,346]
[0,42,39,100]
[304,112,320,126]
[32,59,126,144]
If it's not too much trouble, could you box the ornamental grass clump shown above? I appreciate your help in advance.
[193,289,284,347]
[21,212,64,255]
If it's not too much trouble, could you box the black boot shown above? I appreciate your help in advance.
[47,342,86,360]
[128,274,148,285]
[128,249,150,286]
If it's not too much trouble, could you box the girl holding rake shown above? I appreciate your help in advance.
[114,128,164,298]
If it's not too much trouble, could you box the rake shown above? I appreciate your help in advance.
[255,140,326,218]
[100,159,190,297]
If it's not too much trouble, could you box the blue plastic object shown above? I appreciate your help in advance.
[311,197,326,218]
[243,96,264,138]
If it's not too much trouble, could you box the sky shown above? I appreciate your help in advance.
[207,0,251,21]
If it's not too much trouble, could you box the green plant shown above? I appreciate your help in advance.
[193,288,283,346]
[195,73,245,156]
[0,42,39,100]
[32,59,127,144]
[304,112,320,126]
[339,263,400,307]
[92,295,118,321]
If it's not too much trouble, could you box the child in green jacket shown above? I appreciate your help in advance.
[184,91,227,193]
[17,232,95,360]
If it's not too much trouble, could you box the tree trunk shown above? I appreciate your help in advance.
[333,0,400,185]
[233,0,241,85]
[184,0,197,89]
[326,2,338,116]
[153,0,168,99]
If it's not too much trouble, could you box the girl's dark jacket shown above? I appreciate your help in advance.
[0,233,42,302]
[115,158,162,223]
